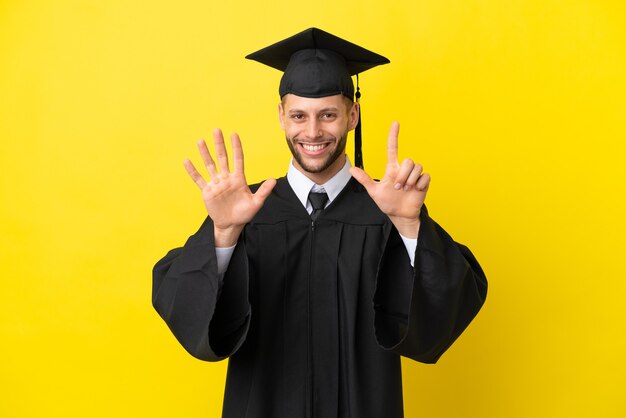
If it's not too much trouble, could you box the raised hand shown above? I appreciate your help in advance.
[184,128,276,247]
[349,122,430,239]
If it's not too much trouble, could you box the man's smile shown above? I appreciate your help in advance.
[298,141,333,156]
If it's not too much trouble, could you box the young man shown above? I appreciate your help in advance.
[153,28,487,418]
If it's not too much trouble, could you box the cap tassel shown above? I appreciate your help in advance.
[354,74,363,169]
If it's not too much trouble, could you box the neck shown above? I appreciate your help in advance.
[294,154,346,185]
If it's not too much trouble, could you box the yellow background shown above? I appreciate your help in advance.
[1,0,625,416]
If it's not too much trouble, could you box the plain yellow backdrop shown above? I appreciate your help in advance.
[1,0,625,417]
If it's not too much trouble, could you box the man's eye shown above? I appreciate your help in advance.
[321,113,337,119]
[290,114,304,120]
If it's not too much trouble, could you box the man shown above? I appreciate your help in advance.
[153,28,487,418]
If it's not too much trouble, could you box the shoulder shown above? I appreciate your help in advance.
[248,177,306,224]
[249,177,288,194]
[326,178,389,225]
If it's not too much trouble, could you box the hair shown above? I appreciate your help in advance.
[280,94,355,112]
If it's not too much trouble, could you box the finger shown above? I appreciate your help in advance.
[404,163,423,190]
[213,128,230,174]
[183,159,207,190]
[349,166,376,194]
[394,158,415,189]
[253,178,277,204]
[416,172,431,192]
[197,139,218,178]
[387,121,400,166]
[231,132,244,174]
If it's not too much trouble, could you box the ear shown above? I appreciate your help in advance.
[278,102,285,130]
[348,101,359,131]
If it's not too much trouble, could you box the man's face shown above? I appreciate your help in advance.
[279,94,359,178]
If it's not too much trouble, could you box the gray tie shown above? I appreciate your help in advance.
[308,192,329,221]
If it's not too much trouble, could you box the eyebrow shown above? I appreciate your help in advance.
[288,107,340,114]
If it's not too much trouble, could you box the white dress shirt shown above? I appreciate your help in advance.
[215,157,417,273]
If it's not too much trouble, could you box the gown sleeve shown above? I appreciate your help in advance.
[152,216,251,361]
[373,206,488,364]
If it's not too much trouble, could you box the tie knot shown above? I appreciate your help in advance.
[308,191,329,212]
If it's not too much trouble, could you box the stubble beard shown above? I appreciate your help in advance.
[286,132,348,174]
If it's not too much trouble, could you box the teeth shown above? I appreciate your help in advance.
[302,143,327,151]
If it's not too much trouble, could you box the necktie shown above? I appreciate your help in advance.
[308,191,329,221]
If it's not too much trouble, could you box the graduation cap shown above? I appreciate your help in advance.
[246,27,390,169]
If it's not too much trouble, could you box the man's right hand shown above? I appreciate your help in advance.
[184,128,276,247]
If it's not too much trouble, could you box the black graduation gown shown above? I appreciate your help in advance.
[152,177,487,418]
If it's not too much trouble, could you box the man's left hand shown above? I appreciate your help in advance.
[349,122,430,239]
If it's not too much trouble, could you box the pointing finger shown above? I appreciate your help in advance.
[387,122,400,166]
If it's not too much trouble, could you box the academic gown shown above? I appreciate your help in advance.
[152,177,488,418]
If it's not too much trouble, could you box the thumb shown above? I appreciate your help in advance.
[253,178,277,203]
[349,167,376,193]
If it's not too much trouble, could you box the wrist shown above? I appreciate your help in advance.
[389,216,421,239]
[214,225,244,247]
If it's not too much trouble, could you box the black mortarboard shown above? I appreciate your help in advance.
[246,27,390,168]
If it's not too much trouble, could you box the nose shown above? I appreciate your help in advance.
[304,120,322,140]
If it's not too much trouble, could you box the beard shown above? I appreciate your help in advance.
[286,131,348,174]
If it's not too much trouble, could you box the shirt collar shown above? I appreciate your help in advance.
[287,157,353,210]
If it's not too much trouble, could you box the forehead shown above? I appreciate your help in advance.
[282,94,347,111]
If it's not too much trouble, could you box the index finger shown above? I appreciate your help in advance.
[387,121,400,165]
[231,132,244,174]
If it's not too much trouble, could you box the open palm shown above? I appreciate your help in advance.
[184,129,276,246]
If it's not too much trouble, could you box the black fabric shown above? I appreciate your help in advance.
[245,27,389,100]
[308,191,328,221]
[153,177,488,418]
